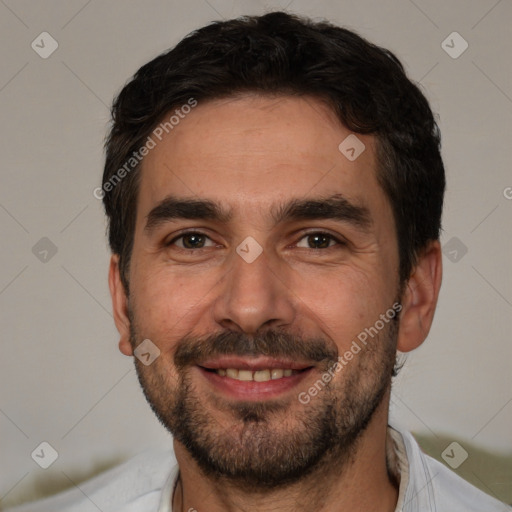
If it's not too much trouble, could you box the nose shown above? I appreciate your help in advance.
[212,245,296,334]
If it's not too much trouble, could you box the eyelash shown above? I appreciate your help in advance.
[166,230,345,251]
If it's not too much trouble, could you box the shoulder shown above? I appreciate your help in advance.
[5,448,177,512]
[392,426,511,511]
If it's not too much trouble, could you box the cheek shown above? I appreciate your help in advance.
[290,265,391,347]
[129,265,218,345]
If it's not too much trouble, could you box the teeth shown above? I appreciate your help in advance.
[254,370,271,382]
[226,368,239,379]
[215,368,297,381]
[238,370,253,381]
[271,369,284,379]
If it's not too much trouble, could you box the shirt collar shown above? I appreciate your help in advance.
[159,425,411,512]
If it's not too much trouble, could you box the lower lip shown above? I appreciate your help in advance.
[197,366,313,400]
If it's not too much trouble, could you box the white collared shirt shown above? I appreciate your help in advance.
[6,425,510,511]
[155,426,511,512]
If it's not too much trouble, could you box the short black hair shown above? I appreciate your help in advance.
[102,11,445,291]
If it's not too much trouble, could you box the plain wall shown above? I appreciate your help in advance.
[1,0,511,507]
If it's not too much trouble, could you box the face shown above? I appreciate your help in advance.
[116,95,403,488]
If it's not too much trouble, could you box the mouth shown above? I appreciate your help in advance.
[196,356,315,400]
[207,367,299,381]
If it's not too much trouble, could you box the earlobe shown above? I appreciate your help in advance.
[397,241,443,353]
[108,255,133,356]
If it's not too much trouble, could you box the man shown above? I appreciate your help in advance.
[9,11,510,512]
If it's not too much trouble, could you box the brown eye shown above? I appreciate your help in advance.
[296,232,340,249]
[169,232,215,249]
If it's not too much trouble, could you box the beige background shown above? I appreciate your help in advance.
[0,0,511,508]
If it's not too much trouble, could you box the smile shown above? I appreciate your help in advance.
[196,357,314,400]
[211,368,298,381]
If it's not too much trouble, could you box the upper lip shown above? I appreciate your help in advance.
[198,356,314,371]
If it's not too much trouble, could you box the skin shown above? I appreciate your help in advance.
[109,95,442,512]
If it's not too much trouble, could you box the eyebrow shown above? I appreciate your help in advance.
[270,194,372,230]
[145,196,232,233]
[144,193,372,234]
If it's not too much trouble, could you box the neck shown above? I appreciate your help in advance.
[172,396,398,512]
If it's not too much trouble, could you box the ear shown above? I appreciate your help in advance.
[397,240,443,352]
[108,254,133,356]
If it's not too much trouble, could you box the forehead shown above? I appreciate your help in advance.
[137,94,389,224]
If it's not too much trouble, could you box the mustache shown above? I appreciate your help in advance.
[174,329,338,369]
